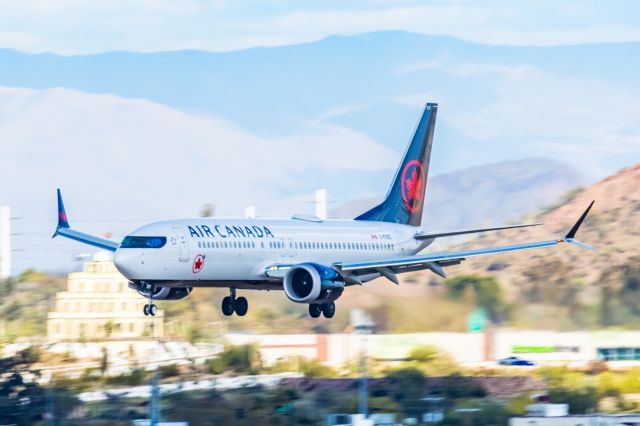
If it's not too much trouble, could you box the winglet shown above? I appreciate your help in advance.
[565,200,594,239]
[53,189,70,238]
[563,201,595,250]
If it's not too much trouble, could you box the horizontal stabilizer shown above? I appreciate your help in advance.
[414,222,542,240]
[52,189,119,252]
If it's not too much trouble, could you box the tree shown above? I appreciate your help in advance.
[406,345,460,375]
[100,346,109,376]
[0,348,79,423]
[445,275,508,323]
[598,258,640,326]
[210,344,261,374]
[387,367,427,403]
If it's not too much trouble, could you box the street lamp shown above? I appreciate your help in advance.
[351,309,375,418]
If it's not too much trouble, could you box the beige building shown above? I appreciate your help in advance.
[47,252,163,342]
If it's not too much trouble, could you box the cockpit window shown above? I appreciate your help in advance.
[120,236,166,249]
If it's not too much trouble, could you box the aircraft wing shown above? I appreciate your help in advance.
[334,201,595,282]
[52,189,120,252]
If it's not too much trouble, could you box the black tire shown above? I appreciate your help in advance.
[221,296,235,316]
[322,302,336,319]
[234,297,248,316]
[149,304,158,316]
[143,304,149,316]
[309,304,322,318]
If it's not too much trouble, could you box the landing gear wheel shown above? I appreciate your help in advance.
[309,304,322,318]
[149,304,158,316]
[321,302,336,319]
[234,297,248,316]
[221,296,235,316]
[143,304,150,316]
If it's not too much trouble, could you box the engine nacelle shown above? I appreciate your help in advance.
[130,282,193,300]
[283,263,344,304]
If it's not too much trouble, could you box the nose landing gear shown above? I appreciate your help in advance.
[142,282,158,317]
[221,289,249,317]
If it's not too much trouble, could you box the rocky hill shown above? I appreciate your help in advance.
[429,162,640,329]
[454,162,639,281]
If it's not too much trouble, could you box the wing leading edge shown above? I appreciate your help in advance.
[52,189,119,252]
[335,201,595,280]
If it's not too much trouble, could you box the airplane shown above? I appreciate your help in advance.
[53,103,594,319]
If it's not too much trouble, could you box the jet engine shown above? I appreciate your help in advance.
[283,263,344,304]
[129,282,193,300]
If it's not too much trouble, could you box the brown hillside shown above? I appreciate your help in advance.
[452,163,640,284]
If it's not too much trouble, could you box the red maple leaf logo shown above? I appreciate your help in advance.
[405,169,420,202]
[401,160,425,213]
[192,254,205,273]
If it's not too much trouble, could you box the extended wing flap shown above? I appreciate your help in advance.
[336,239,560,272]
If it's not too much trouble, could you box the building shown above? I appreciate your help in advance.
[0,206,10,279]
[47,252,163,342]
[226,329,640,368]
[511,415,640,426]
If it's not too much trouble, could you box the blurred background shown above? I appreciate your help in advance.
[0,1,639,425]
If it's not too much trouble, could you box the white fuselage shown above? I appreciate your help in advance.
[113,217,432,285]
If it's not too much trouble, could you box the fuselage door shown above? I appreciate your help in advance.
[172,227,190,262]
[287,238,295,257]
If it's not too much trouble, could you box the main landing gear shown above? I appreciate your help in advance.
[143,303,158,316]
[308,302,336,319]
[221,289,248,317]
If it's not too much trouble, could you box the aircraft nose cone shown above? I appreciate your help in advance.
[113,249,142,279]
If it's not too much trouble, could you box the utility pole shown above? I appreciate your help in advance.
[45,385,55,426]
[150,370,160,425]
[351,310,374,418]
[359,348,368,417]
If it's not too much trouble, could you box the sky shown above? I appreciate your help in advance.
[0,0,639,53]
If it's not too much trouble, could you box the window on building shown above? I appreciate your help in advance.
[598,347,640,361]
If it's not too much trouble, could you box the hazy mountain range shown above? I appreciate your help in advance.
[333,157,584,231]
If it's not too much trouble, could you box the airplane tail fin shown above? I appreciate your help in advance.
[355,103,437,226]
[56,188,70,229]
